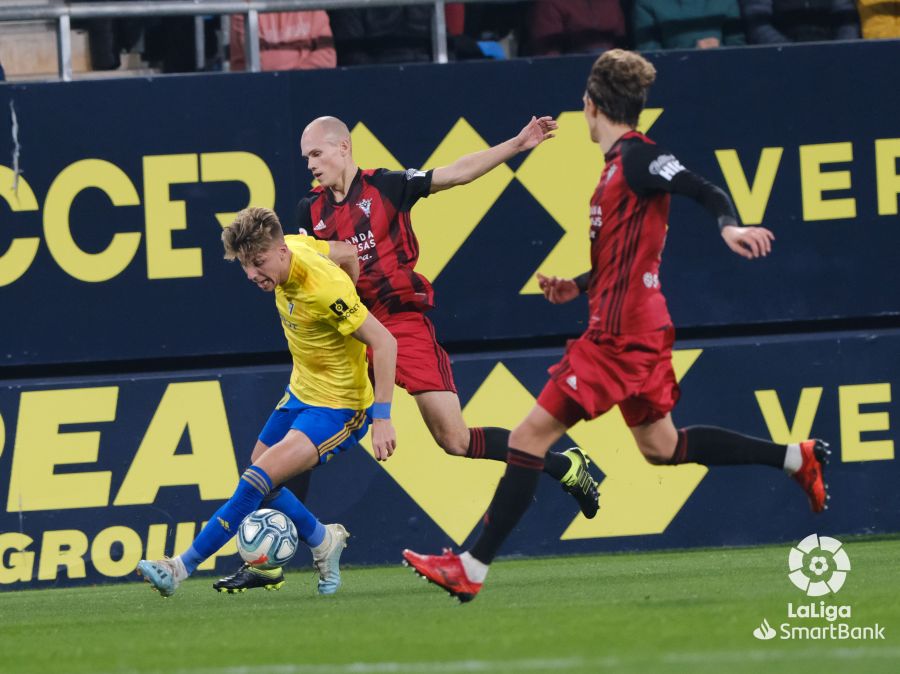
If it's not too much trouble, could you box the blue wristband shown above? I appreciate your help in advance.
[372,402,391,420]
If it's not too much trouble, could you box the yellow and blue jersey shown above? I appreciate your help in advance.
[275,235,373,410]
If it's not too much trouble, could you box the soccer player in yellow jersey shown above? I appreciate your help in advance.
[137,207,397,598]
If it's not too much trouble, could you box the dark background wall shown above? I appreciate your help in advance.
[0,41,897,589]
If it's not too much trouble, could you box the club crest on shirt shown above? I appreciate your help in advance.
[357,198,372,218]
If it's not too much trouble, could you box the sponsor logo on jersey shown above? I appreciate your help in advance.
[314,219,326,231]
[329,298,361,321]
[642,272,660,289]
[649,154,686,181]
[346,230,377,255]
[357,198,372,218]
[590,205,603,238]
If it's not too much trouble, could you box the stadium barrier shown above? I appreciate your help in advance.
[1,40,898,367]
[0,329,896,589]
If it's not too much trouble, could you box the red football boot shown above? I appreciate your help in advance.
[792,439,830,513]
[402,548,483,603]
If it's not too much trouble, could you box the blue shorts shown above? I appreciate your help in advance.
[258,388,371,465]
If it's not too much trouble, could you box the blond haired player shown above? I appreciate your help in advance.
[137,207,396,597]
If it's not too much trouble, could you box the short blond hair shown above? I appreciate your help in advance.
[586,49,657,128]
[222,207,284,263]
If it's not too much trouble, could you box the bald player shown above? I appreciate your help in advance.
[293,117,602,519]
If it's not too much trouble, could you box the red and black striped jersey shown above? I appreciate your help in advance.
[587,130,738,335]
[295,168,433,319]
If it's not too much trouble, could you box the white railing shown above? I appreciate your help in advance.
[0,0,503,81]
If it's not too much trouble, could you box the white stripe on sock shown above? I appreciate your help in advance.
[783,443,802,474]
[459,551,488,583]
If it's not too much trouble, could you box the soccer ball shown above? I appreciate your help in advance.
[236,509,299,569]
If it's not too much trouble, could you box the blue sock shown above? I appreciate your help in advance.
[264,487,326,548]
[181,466,273,575]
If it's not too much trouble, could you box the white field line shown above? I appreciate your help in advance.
[96,647,900,674]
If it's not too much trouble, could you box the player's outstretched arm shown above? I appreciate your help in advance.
[721,224,775,260]
[352,315,398,461]
[327,241,360,283]
[536,272,586,304]
[621,143,776,260]
[430,116,557,193]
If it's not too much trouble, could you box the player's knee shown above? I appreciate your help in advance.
[639,441,674,465]
[250,440,269,463]
[433,427,469,456]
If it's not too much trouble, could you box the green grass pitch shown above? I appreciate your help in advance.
[1,538,897,674]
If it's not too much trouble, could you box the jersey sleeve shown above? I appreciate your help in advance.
[308,266,369,336]
[296,234,331,256]
[294,195,315,235]
[621,140,740,228]
[368,168,433,211]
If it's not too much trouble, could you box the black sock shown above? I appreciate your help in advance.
[469,449,543,565]
[466,427,568,480]
[669,426,786,468]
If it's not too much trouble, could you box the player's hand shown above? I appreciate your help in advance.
[537,273,580,304]
[515,116,557,152]
[721,225,775,260]
[371,418,396,461]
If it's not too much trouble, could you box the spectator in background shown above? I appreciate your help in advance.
[633,0,746,50]
[71,0,146,71]
[328,6,433,65]
[741,0,860,43]
[231,11,336,71]
[461,1,531,58]
[857,0,900,37]
[144,17,213,73]
[527,0,626,56]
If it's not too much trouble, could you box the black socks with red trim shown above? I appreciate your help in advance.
[466,427,570,480]
[469,449,544,564]
[669,426,786,468]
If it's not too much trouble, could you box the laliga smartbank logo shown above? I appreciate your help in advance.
[752,534,885,642]
[788,533,850,596]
